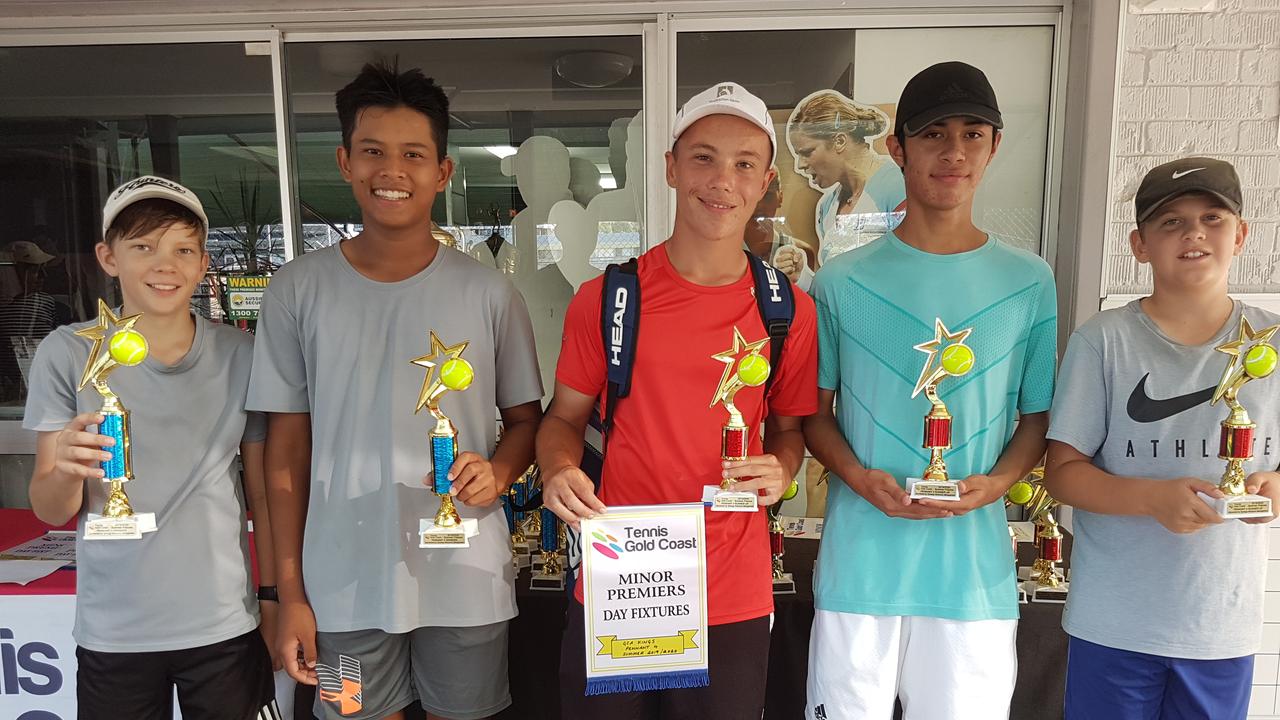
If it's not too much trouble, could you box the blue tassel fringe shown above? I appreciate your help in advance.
[585,669,709,696]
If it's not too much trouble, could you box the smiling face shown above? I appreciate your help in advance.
[887,116,1000,213]
[666,114,776,245]
[1131,193,1247,294]
[336,104,455,235]
[96,222,208,319]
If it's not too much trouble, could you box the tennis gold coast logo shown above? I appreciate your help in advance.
[593,526,698,559]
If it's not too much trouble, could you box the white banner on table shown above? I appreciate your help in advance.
[1,594,76,719]
[581,504,708,695]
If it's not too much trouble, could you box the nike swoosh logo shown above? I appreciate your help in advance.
[1172,168,1205,179]
[1127,373,1215,423]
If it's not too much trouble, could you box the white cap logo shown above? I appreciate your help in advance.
[1172,167,1205,180]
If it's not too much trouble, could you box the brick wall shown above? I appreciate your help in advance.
[1106,0,1280,296]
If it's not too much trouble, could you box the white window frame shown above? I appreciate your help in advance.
[0,1,1111,460]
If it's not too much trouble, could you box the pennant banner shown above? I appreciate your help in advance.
[581,503,708,695]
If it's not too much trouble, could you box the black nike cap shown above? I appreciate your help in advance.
[1135,156,1243,224]
[894,61,1003,138]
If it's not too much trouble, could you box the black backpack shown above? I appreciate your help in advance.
[583,249,797,482]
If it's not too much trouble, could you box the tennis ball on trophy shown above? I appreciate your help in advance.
[781,479,799,501]
[1007,480,1034,506]
[940,343,975,377]
[440,358,474,391]
[108,330,148,367]
[737,353,771,387]
[1244,344,1278,380]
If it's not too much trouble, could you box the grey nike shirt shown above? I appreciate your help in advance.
[1048,299,1279,659]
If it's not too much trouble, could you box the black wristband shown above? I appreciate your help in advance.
[256,585,279,602]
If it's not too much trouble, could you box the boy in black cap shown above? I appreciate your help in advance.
[803,61,1056,719]
[1044,157,1277,719]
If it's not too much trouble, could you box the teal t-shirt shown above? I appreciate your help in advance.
[811,232,1057,620]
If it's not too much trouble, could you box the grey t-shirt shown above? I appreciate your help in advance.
[24,314,266,653]
[1048,300,1278,659]
[247,243,543,633]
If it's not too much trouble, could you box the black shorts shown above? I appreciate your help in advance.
[76,629,278,720]
[559,601,770,720]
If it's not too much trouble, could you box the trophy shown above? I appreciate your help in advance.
[1008,470,1068,603]
[703,327,771,512]
[502,482,531,570]
[76,300,154,540]
[906,318,976,501]
[1201,316,1279,519]
[412,330,479,548]
[768,479,798,594]
[530,506,567,591]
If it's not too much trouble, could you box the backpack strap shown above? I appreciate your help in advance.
[589,258,640,461]
[744,251,795,397]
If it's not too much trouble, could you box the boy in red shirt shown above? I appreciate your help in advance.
[538,82,818,719]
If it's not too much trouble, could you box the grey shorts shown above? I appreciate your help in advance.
[313,622,510,720]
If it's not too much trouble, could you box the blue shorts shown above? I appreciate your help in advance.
[1065,636,1253,720]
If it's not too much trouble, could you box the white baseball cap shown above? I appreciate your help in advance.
[672,82,776,161]
[102,176,209,243]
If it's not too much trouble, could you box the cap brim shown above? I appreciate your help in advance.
[1136,188,1243,224]
[901,103,1004,136]
[672,104,777,160]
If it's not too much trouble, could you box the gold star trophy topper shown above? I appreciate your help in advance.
[75,299,149,527]
[411,331,475,535]
[1207,315,1279,517]
[907,318,976,498]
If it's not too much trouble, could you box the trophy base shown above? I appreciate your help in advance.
[419,518,479,548]
[701,485,758,512]
[529,571,566,592]
[1017,566,1038,583]
[907,478,961,501]
[1198,491,1273,519]
[1017,583,1029,604]
[512,548,531,569]
[772,573,796,595]
[1024,579,1069,604]
[85,512,156,541]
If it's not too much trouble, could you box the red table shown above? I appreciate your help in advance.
[0,507,76,595]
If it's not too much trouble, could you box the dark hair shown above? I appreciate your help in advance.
[104,199,205,247]
[336,59,450,160]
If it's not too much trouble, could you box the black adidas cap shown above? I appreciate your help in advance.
[1135,157,1243,224]
[894,61,1003,138]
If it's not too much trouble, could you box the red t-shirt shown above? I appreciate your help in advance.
[557,244,818,625]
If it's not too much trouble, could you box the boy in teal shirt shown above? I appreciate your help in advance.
[802,62,1056,719]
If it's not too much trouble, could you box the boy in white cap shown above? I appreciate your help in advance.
[539,82,819,719]
[25,175,280,719]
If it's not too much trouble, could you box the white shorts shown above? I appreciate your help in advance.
[806,610,1018,720]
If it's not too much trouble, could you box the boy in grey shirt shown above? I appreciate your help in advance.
[249,62,543,720]
[25,177,278,719]
[1046,157,1279,719]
